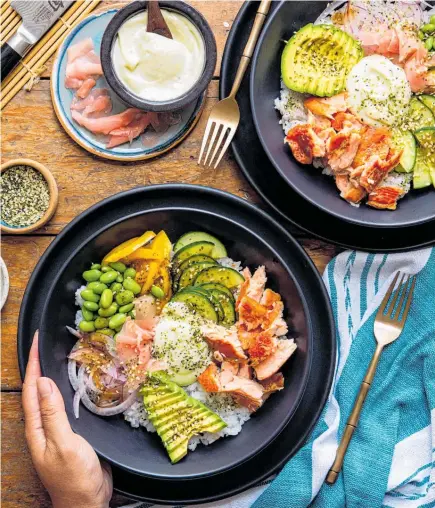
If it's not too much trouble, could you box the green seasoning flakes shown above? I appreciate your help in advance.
[1,165,50,227]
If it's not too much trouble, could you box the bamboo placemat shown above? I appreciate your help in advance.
[1,0,101,111]
[0,0,21,44]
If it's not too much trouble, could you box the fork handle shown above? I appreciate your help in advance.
[229,0,272,98]
[325,344,384,485]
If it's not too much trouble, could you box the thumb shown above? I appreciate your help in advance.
[37,377,74,446]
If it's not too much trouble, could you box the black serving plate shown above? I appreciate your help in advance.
[221,1,435,251]
[18,185,335,504]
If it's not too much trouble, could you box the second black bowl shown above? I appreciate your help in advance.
[101,1,217,112]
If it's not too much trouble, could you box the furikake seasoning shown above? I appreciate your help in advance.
[1,165,50,227]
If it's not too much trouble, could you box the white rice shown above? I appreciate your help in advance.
[274,82,308,134]
[75,310,83,328]
[124,382,251,450]
[378,171,412,198]
[218,257,243,273]
[75,285,86,308]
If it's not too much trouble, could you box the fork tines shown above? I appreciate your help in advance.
[198,120,235,169]
[377,271,416,324]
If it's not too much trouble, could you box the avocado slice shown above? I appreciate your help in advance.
[140,371,227,463]
[281,24,363,97]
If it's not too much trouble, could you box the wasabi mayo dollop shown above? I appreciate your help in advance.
[113,10,205,102]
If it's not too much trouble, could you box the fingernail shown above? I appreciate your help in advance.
[37,378,53,399]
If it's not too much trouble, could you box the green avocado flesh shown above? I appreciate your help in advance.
[281,24,363,97]
[140,371,227,464]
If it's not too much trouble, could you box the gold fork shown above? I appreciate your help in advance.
[198,0,272,168]
[326,271,416,485]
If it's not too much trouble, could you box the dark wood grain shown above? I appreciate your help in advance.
[0,1,340,505]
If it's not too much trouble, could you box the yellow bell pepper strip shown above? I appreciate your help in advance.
[149,230,172,260]
[159,262,172,302]
[102,231,156,265]
[140,260,161,294]
[123,247,164,262]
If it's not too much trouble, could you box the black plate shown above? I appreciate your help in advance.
[18,185,335,504]
[250,1,435,228]
[221,1,435,250]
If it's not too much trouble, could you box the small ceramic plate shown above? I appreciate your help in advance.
[0,257,9,310]
[51,6,205,162]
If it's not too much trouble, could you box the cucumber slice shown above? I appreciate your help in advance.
[207,289,236,326]
[178,262,216,290]
[419,95,435,115]
[177,286,225,323]
[171,290,218,323]
[408,97,435,131]
[174,232,227,259]
[193,266,245,290]
[392,129,416,173]
[413,147,432,189]
[414,128,435,188]
[169,371,197,387]
[173,254,217,289]
[172,241,214,268]
[197,283,235,302]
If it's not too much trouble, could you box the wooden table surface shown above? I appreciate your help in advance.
[1,2,341,506]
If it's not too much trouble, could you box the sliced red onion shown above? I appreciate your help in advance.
[66,326,82,339]
[68,359,79,391]
[80,389,138,417]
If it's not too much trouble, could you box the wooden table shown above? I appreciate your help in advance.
[1,2,341,506]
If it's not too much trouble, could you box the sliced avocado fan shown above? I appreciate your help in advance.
[281,24,363,97]
[140,371,227,464]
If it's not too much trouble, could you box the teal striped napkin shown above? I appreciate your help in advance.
[124,248,435,508]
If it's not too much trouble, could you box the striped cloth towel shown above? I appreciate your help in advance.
[121,248,435,508]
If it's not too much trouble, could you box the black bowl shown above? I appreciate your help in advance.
[37,191,321,479]
[250,0,435,228]
[101,1,217,112]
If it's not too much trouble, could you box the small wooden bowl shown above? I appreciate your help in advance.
[1,159,59,234]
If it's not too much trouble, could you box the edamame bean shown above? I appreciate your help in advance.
[111,282,123,293]
[115,290,134,305]
[425,36,434,50]
[81,289,100,303]
[98,303,118,317]
[99,328,115,337]
[151,285,165,299]
[128,310,135,318]
[88,282,107,295]
[109,262,126,273]
[430,14,435,25]
[91,263,101,270]
[79,320,95,332]
[119,303,134,313]
[116,274,123,283]
[81,307,94,321]
[100,271,118,284]
[418,29,425,40]
[83,269,102,282]
[123,278,141,295]
[101,265,113,272]
[83,300,99,311]
[109,313,127,330]
[114,332,120,341]
[100,288,113,309]
[124,267,136,279]
[422,23,435,33]
[94,317,109,329]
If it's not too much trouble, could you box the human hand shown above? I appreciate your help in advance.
[22,331,113,508]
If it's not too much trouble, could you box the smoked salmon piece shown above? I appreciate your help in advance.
[326,131,361,172]
[259,372,285,395]
[254,339,297,380]
[352,127,391,168]
[246,330,278,366]
[285,124,327,164]
[202,324,247,360]
[359,149,403,193]
[65,38,103,97]
[304,93,348,119]
[198,363,221,392]
[367,186,404,210]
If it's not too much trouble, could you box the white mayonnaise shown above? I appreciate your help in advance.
[346,55,411,127]
[113,10,205,102]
